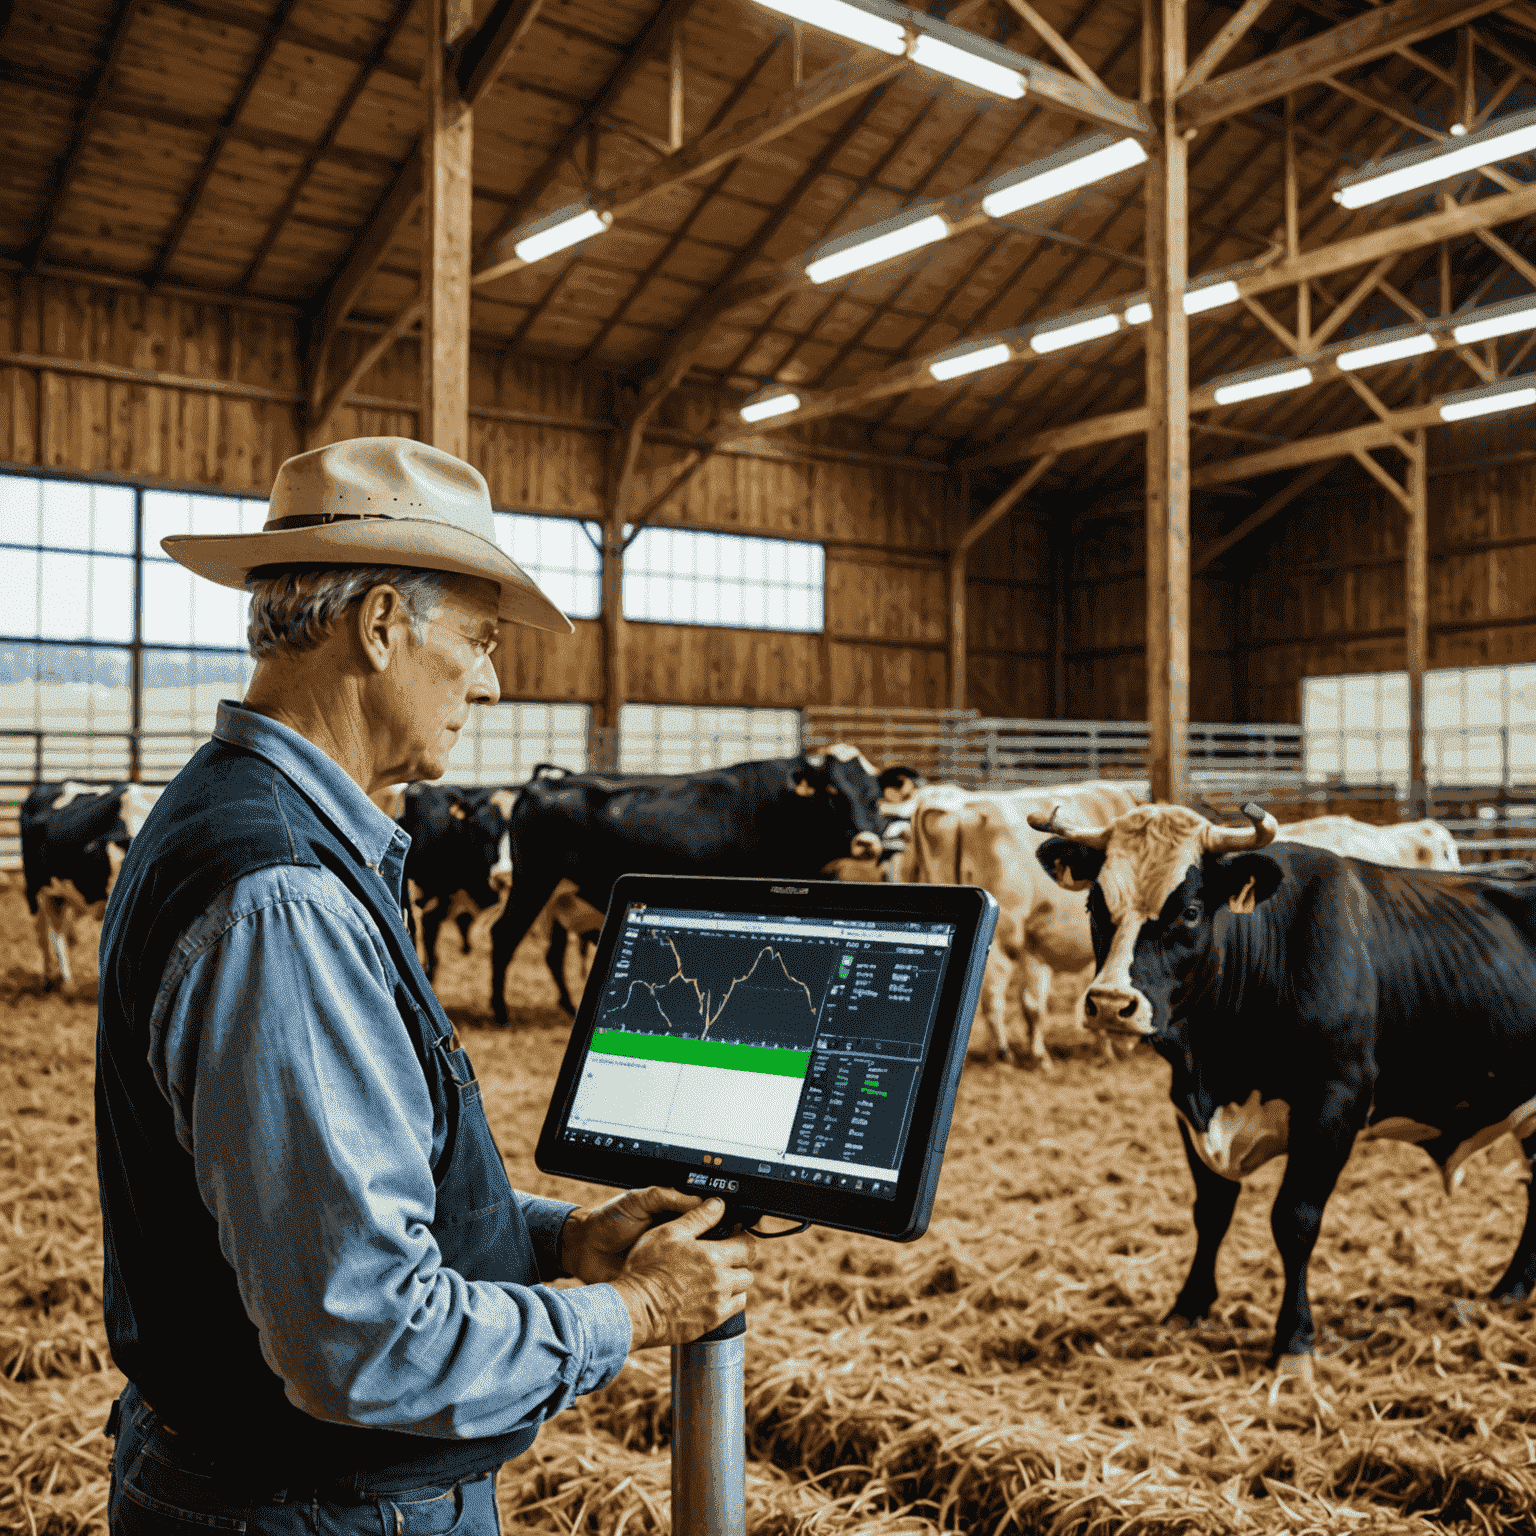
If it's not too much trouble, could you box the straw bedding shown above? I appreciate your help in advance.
[3,877,1535,1535]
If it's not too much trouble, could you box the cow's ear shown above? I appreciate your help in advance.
[1210,852,1284,914]
[1035,836,1104,892]
[788,767,820,798]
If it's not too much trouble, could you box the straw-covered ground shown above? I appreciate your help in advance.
[3,878,1536,1535]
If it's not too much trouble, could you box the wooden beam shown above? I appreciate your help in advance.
[21,0,138,265]
[956,455,1058,556]
[1179,0,1279,95]
[1407,430,1429,813]
[1000,0,1107,93]
[239,0,417,292]
[307,301,423,449]
[473,0,696,275]
[1178,0,1510,129]
[1351,444,1415,507]
[1192,459,1335,572]
[145,0,302,288]
[454,0,547,108]
[669,19,684,150]
[422,0,475,457]
[1192,401,1445,484]
[1146,0,1191,806]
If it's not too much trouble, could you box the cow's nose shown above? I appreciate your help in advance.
[1085,985,1152,1035]
[849,832,882,860]
[489,867,513,894]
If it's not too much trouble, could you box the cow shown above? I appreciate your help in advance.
[821,765,927,883]
[894,779,1145,1067]
[21,781,161,989]
[486,746,886,1024]
[1277,813,1459,869]
[1029,798,1536,1392]
[386,783,604,1014]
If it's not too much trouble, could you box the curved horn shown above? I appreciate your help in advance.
[1202,801,1278,852]
[1026,804,1113,850]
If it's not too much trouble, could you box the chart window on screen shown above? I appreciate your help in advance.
[565,904,955,1197]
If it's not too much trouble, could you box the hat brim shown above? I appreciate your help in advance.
[161,519,575,634]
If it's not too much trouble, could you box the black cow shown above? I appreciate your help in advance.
[21,781,161,989]
[1031,799,1536,1392]
[486,747,886,1024]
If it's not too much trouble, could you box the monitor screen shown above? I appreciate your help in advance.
[558,901,957,1200]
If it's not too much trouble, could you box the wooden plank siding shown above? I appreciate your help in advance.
[0,272,1049,718]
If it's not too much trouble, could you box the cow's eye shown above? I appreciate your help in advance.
[1181,904,1201,924]
[826,786,838,796]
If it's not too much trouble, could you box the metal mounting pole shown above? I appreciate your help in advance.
[670,1309,745,1536]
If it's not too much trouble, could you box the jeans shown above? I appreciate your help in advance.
[107,1388,504,1536]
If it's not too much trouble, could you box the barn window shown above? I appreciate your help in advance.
[618,704,801,774]
[444,702,592,784]
[621,528,824,632]
[493,512,601,620]
[1303,664,1536,788]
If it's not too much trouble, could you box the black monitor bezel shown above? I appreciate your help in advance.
[534,873,997,1242]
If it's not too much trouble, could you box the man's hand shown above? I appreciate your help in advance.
[606,1197,756,1349]
[559,1185,707,1283]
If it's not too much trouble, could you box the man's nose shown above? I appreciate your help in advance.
[472,652,500,706]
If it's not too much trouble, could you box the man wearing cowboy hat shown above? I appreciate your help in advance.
[96,439,755,1535]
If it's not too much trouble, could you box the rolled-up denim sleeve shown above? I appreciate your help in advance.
[154,867,632,1440]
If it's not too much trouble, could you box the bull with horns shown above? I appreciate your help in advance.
[1028,799,1536,1394]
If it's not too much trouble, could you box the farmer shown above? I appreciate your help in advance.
[96,438,755,1535]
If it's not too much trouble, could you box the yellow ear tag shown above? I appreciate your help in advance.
[448,803,468,820]
[793,779,817,797]
[1228,876,1257,915]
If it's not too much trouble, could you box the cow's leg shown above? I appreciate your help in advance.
[489,875,561,1026]
[545,922,577,1016]
[980,948,1014,1063]
[1266,1102,1356,1370]
[1492,1130,1536,1301]
[1166,1120,1241,1325]
[419,902,447,983]
[34,905,57,989]
[1016,951,1054,1070]
[55,906,78,989]
[455,910,475,956]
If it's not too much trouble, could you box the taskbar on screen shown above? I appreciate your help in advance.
[561,1129,899,1198]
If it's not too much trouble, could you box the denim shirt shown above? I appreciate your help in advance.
[144,701,631,1439]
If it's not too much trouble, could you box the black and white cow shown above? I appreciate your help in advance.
[1030,799,1536,1392]
[21,781,161,988]
[485,746,886,1024]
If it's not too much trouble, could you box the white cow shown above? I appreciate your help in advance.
[1276,813,1459,869]
[895,779,1147,1066]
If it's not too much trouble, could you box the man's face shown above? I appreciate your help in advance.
[376,574,501,783]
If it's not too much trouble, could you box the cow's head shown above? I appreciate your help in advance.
[876,765,925,805]
[789,744,884,860]
[445,788,517,900]
[1029,801,1285,1037]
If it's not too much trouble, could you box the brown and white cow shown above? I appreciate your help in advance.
[894,779,1145,1066]
[1277,813,1459,869]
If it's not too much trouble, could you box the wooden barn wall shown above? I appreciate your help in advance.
[1235,421,1536,725]
[0,274,1050,718]
[1063,500,1237,723]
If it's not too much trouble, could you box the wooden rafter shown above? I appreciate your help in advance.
[1179,0,1510,129]
[999,0,1106,93]
[1179,0,1280,95]
[1192,459,1336,572]
[238,0,417,293]
[145,0,304,288]
[21,0,141,265]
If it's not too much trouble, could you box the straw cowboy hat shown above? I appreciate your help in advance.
[161,437,573,634]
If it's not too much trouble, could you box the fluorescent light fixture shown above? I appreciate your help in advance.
[1184,279,1240,315]
[1337,329,1436,370]
[909,32,1025,97]
[1453,296,1536,344]
[1438,380,1536,422]
[982,135,1148,219]
[752,0,905,54]
[1030,311,1120,354]
[739,390,801,423]
[1213,366,1312,406]
[1334,106,1536,209]
[1124,299,1152,325]
[929,341,1011,381]
[805,209,949,284]
[512,205,613,265]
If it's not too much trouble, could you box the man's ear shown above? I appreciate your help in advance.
[1035,837,1105,892]
[1210,851,1284,914]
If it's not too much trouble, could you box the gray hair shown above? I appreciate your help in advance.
[245,564,451,660]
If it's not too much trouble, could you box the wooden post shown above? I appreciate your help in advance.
[669,21,684,151]
[948,552,967,711]
[1406,429,1429,815]
[1284,94,1309,344]
[1145,0,1191,805]
[421,0,475,456]
[1051,517,1069,718]
[596,419,642,769]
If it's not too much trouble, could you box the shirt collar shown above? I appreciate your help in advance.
[212,700,407,873]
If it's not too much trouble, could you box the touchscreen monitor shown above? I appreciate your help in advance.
[536,874,997,1241]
